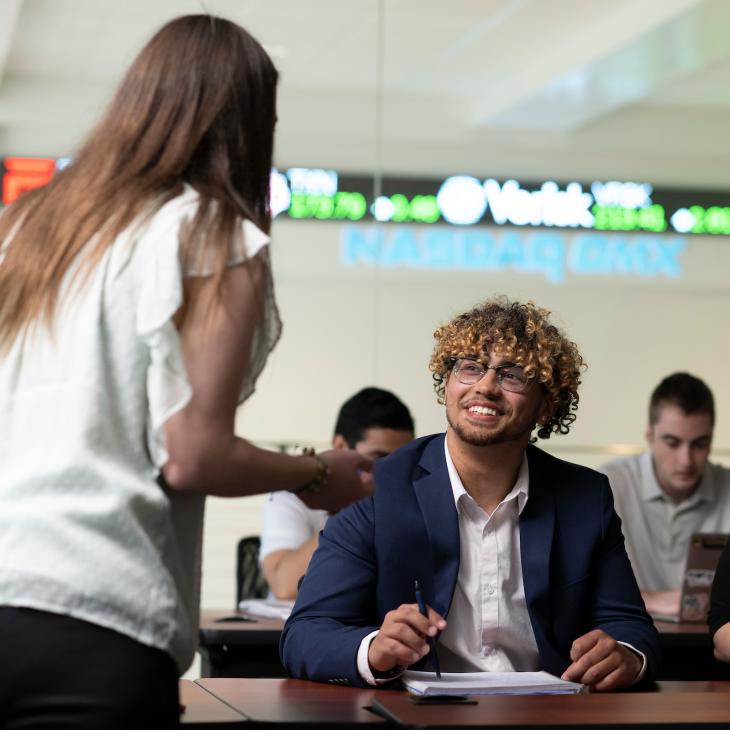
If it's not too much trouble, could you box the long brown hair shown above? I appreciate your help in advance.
[0,14,278,351]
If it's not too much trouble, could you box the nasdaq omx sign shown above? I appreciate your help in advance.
[341,225,686,283]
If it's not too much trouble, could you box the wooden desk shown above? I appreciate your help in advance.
[654,619,711,646]
[196,678,730,729]
[198,609,730,681]
[197,678,386,725]
[371,686,730,728]
[179,679,246,726]
[198,609,286,678]
[653,620,730,680]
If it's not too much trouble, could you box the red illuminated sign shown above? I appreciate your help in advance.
[2,157,56,205]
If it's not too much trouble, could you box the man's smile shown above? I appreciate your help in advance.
[468,404,499,417]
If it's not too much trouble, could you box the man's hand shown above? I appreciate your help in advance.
[368,603,446,674]
[641,589,681,618]
[561,629,642,691]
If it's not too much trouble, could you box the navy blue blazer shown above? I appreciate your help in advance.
[281,434,660,686]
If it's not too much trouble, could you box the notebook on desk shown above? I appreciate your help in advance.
[237,598,294,621]
[651,532,728,623]
[402,670,585,696]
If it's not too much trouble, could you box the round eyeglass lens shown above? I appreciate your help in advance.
[454,360,484,384]
[498,366,528,392]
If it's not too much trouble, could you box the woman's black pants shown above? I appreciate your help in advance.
[0,606,180,728]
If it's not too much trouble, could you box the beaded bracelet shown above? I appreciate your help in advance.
[293,447,330,495]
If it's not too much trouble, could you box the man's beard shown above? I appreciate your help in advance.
[446,408,508,446]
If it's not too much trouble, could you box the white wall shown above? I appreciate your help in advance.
[198,218,730,626]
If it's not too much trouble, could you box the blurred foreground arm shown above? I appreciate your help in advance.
[161,255,371,510]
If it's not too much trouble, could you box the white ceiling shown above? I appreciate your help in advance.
[1,0,730,188]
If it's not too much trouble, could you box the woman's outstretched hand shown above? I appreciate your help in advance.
[298,449,373,513]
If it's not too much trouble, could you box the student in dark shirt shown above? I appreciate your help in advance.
[709,541,730,662]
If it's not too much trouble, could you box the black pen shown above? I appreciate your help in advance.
[414,579,441,679]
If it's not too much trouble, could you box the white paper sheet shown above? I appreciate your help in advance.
[237,598,294,620]
[403,670,585,696]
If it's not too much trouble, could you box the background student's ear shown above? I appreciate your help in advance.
[332,433,349,450]
[644,425,654,445]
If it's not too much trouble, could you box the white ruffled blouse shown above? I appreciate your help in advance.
[0,187,280,672]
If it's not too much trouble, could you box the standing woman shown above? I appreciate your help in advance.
[0,15,369,729]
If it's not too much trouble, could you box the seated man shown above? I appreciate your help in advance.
[600,373,730,619]
[260,387,414,599]
[282,297,659,690]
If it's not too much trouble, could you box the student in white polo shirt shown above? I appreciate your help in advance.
[261,388,415,599]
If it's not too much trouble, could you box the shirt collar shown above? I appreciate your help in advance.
[443,436,530,515]
[638,450,665,502]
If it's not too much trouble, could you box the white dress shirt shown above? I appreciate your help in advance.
[438,441,540,671]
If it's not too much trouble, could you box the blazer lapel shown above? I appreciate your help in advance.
[412,435,460,618]
[520,445,556,652]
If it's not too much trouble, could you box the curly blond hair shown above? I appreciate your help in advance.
[429,297,585,439]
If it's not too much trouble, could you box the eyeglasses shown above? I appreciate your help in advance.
[449,357,532,393]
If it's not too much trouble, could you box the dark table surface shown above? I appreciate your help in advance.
[200,609,284,645]
[195,678,730,729]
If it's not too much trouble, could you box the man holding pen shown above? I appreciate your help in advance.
[281,298,659,690]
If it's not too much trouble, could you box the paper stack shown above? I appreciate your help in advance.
[237,598,294,620]
[403,670,585,696]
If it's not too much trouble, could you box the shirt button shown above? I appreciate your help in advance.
[487,584,495,595]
